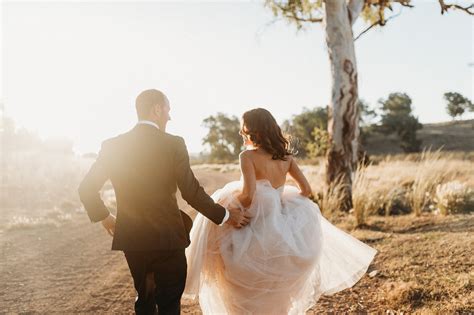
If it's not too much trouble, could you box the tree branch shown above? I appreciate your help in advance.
[255,17,281,41]
[366,0,414,8]
[354,10,403,41]
[273,2,323,24]
[290,16,324,23]
[392,0,414,8]
[438,0,474,15]
[354,20,382,41]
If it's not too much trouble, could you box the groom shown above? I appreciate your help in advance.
[78,89,250,315]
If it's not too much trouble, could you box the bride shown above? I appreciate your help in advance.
[184,108,377,314]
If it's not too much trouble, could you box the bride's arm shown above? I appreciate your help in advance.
[236,151,256,208]
[288,156,313,197]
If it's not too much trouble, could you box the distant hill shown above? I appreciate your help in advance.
[365,119,474,155]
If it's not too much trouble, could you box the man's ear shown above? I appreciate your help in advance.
[152,103,161,117]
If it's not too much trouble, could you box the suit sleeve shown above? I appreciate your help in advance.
[78,140,112,222]
[174,137,226,225]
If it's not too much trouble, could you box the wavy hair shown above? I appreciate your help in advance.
[240,108,292,161]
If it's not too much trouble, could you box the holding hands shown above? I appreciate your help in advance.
[217,195,252,229]
[101,214,116,236]
[226,206,251,229]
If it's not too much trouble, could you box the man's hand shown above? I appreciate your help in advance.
[226,207,251,228]
[101,214,116,236]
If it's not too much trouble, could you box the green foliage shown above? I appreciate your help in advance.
[378,92,422,153]
[284,101,376,158]
[265,0,324,29]
[398,116,423,152]
[361,4,382,24]
[202,113,242,163]
[443,92,473,119]
[359,99,377,127]
[282,106,328,157]
[360,0,408,25]
[265,0,414,29]
[358,99,378,149]
[306,127,330,158]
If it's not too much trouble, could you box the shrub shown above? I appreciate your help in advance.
[379,187,411,216]
[434,181,474,215]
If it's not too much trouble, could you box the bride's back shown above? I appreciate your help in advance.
[238,108,312,198]
[247,149,291,189]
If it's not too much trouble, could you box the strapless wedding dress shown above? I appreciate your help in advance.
[184,180,376,314]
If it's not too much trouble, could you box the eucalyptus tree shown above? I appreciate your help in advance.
[266,0,473,210]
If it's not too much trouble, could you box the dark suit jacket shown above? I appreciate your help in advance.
[78,124,226,251]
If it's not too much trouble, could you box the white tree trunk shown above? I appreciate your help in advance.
[347,0,365,25]
[324,0,362,211]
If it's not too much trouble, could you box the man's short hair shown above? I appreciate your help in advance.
[135,89,167,119]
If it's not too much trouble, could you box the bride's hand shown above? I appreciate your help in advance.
[299,191,315,202]
[299,189,313,198]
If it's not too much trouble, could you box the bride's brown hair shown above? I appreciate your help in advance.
[240,108,292,161]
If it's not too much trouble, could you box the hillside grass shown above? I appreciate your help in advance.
[365,119,474,155]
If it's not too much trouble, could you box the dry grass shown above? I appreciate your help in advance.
[6,208,73,230]
[192,163,241,173]
[303,151,474,222]
[1,152,90,232]
[314,178,348,216]
[384,281,431,310]
[6,216,59,230]
[369,150,474,163]
[1,151,88,212]
[308,213,474,313]
[352,163,380,226]
[409,150,456,216]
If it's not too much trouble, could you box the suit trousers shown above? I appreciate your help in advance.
[124,249,187,315]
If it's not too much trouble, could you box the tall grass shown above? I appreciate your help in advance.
[314,178,347,216]
[299,164,348,216]
[2,151,88,210]
[352,164,377,227]
[351,163,410,226]
[409,150,455,216]
[1,151,90,227]
[304,150,473,226]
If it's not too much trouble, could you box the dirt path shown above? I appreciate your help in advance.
[0,169,239,314]
[1,169,472,313]
[0,216,133,313]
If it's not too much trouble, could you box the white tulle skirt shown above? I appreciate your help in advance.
[184,180,377,314]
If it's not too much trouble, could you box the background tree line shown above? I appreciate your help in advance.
[1,114,74,155]
[201,91,473,162]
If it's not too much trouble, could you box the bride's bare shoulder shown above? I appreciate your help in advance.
[239,149,257,159]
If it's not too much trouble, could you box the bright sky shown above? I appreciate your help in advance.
[2,0,473,154]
